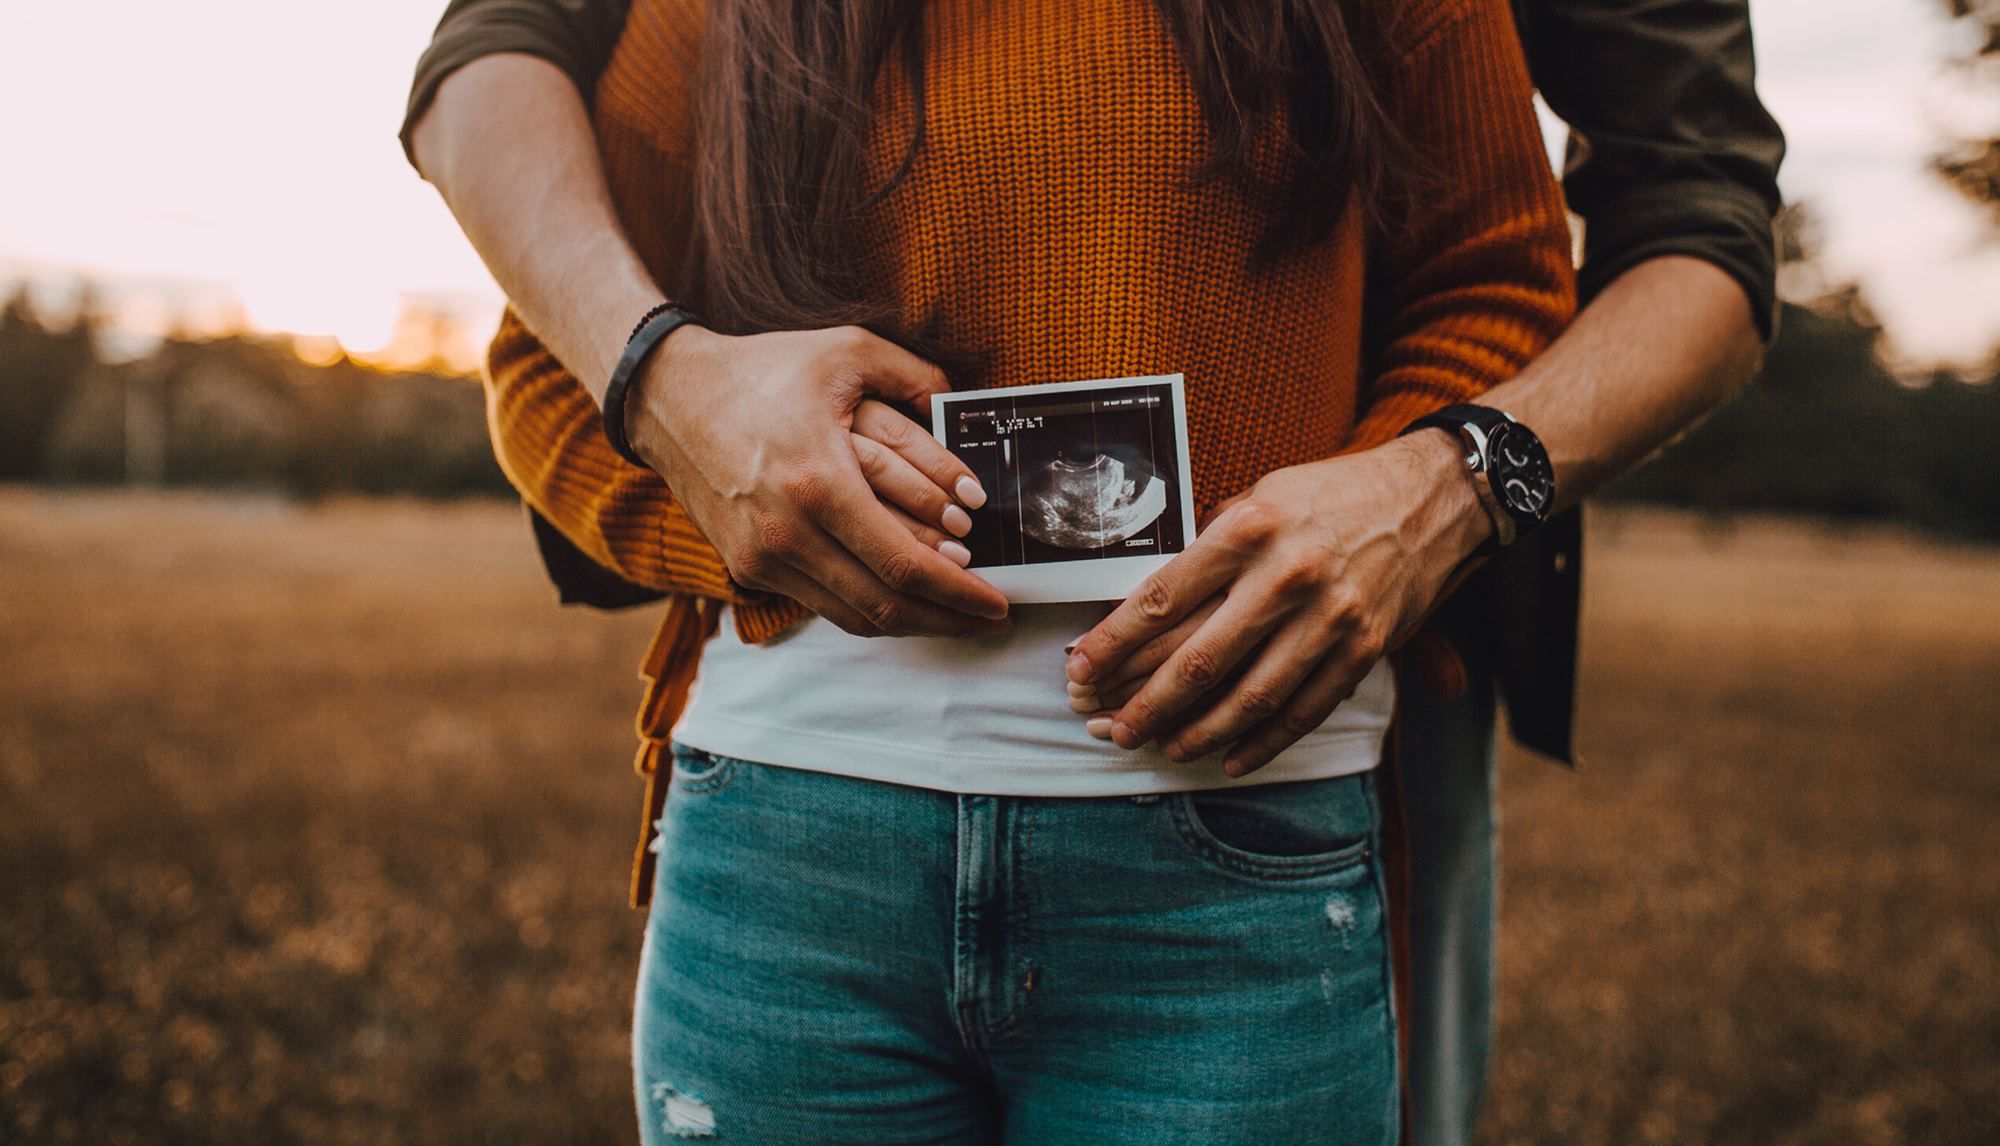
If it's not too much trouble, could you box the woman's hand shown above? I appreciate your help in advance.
[626,323,1010,638]
[1064,432,1489,775]
[846,397,984,570]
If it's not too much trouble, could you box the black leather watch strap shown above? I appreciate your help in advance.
[1402,403,1512,441]
[1399,403,1540,558]
[603,304,702,469]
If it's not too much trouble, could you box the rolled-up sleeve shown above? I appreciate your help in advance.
[400,0,631,167]
[1518,0,1786,339]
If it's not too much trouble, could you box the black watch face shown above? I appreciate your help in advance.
[1487,422,1554,524]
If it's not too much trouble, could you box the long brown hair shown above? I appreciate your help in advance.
[685,0,1409,345]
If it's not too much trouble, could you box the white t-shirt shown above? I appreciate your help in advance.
[672,601,1394,796]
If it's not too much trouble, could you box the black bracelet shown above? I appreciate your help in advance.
[626,301,679,343]
[603,304,702,468]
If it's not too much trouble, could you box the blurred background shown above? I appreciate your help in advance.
[2,0,1997,1142]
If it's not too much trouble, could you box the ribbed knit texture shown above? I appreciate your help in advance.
[484,0,1571,673]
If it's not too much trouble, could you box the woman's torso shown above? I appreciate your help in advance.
[600,0,1396,787]
[595,0,1373,511]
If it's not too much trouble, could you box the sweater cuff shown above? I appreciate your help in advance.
[1343,385,1470,456]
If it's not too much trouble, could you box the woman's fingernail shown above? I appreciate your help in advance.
[941,504,973,537]
[1065,680,1094,698]
[1065,650,1091,683]
[1068,694,1098,714]
[1085,716,1115,740]
[955,475,987,509]
[1111,721,1143,750]
[938,539,972,567]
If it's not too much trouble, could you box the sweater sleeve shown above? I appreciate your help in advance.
[1347,0,1577,453]
[483,306,747,602]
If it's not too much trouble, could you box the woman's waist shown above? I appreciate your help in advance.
[675,604,1396,791]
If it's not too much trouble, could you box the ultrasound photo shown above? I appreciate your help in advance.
[931,374,1195,602]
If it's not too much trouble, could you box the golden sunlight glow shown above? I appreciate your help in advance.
[0,0,505,374]
[292,334,346,368]
[0,0,1997,368]
[244,284,402,361]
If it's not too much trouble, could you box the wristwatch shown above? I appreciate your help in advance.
[1399,404,1555,555]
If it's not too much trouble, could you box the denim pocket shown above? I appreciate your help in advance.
[1168,772,1376,881]
[668,742,742,796]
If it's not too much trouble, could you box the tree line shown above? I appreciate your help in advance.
[2,267,1997,540]
[0,295,510,499]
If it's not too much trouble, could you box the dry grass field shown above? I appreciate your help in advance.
[1,489,1995,1144]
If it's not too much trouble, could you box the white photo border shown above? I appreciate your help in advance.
[931,373,1197,603]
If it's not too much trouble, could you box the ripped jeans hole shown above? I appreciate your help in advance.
[650,1081,718,1138]
[1324,895,1357,930]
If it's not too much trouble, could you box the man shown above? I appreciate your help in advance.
[401,2,1782,1140]
[1399,6,1783,1138]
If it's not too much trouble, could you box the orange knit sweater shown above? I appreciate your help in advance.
[480,0,1575,904]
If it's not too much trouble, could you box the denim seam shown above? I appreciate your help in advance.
[1166,794,1373,883]
[949,798,989,1061]
[1360,776,1402,1142]
[989,798,1035,1042]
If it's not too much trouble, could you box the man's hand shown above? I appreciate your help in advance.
[1064,432,1489,775]
[411,57,1004,638]
[628,322,1010,638]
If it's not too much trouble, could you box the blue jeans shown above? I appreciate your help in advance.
[633,744,1402,1144]
[1399,662,1499,1146]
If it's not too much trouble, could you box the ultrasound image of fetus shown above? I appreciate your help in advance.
[1020,449,1168,550]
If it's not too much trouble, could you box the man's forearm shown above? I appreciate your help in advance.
[1478,255,1765,510]
[408,52,662,404]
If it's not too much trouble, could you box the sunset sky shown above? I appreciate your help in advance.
[2,0,1997,369]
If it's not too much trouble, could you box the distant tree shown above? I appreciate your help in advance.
[1609,206,2000,539]
[1935,1,2000,225]
[0,288,101,481]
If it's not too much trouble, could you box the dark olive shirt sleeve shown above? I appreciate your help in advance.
[1514,0,1787,339]
[400,0,632,167]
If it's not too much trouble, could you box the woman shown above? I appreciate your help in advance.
[407,0,1574,1139]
